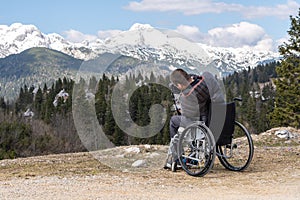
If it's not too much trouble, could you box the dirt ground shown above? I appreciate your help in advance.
[0,128,299,200]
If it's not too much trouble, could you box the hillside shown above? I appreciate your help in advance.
[0,127,299,199]
[0,47,82,76]
[0,47,82,100]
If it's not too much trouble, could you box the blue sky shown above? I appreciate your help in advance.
[1,0,299,51]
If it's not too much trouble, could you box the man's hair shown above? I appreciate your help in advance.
[170,68,191,86]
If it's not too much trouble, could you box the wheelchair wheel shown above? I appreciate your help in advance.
[177,122,216,177]
[216,121,254,171]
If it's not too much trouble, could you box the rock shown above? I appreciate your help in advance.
[125,147,140,154]
[147,152,160,158]
[132,160,146,167]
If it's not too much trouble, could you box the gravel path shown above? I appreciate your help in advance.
[1,128,300,200]
[1,171,299,200]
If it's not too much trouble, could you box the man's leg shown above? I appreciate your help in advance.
[165,115,193,169]
[170,115,193,139]
[164,115,181,169]
[169,115,181,139]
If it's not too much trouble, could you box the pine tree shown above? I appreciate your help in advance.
[150,72,156,82]
[34,87,43,116]
[95,79,107,125]
[113,125,125,146]
[247,91,258,133]
[104,101,115,138]
[43,83,48,94]
[270,9,300,128]
[0,97,6,110]
[55,78,63,93]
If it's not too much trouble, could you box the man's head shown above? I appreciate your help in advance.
[170,68,192,91]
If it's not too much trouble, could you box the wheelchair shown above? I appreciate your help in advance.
[168,98,254,177]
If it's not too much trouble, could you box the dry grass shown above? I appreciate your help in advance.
[0,127,299,199]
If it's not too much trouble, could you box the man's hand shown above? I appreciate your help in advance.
[169,83,181,94]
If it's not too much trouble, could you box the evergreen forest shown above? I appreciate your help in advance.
[0,61,281,159]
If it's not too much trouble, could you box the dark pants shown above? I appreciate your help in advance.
[169,115,208,139]
[169,115,193,139]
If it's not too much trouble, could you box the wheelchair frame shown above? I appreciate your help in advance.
[168,98,254,177]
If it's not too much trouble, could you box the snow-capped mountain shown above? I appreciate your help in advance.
[0,23,96,60]
[0,23,281,76]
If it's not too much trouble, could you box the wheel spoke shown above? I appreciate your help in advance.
[217,121,254,171]
[177,122,216,177]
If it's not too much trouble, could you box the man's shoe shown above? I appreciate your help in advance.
[163,161,172,169]
[175,159,182,168]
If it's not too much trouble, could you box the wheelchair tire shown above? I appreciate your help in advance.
[216,121,254,171]
[177,122,216,177]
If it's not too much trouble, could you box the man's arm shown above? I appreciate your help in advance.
[194,79,210,103]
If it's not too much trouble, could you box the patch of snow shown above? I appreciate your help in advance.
[24,108,34,117]
[168,65,177,71]
[53,89,69,107]
[129,23,153,31]
[275,130,295,139]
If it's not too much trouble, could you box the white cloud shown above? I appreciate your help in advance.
[125,0,242,15]
[125,0,299,19]
[176,22,275,51]
[242,0,300,19]
[62,22,279,51]
[62,29,124,43]
[97,29,123,40]
[207,22,266,47]
[175,25,204,42]
[62,29,98,43]
[253,38,274,51]
[276,35,289,47]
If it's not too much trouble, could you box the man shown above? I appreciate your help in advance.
[169,68,225,138]
[165,68,225,169]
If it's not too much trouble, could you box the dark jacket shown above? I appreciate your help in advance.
[180,72,225,119]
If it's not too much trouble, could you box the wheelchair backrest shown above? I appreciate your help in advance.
[208,102,236,145]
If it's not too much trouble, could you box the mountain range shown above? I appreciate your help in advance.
[0,23,281,100]
[1,23,281,72]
